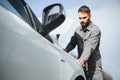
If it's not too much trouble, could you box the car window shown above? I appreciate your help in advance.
[0,0,22,19]
[8,0,33,28]
[0,0,53,43]
[28,7,43,32]
[9,0,43,32]
[0,0,42,31]
[0,0,33,28]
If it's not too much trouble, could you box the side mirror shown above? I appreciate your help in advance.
[41,3,65,35]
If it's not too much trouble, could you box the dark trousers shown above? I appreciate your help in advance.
[83,65,103,80]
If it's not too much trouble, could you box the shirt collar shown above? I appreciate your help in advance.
[80,21,93,32]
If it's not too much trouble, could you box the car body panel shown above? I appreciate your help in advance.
[0,1,86,80]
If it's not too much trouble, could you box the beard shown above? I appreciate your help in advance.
[81,22,87,27]
[80,19,90,28]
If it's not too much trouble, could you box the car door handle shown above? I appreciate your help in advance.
[60,59,65,63]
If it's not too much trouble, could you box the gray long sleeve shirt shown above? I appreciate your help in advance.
[65,21,102,68]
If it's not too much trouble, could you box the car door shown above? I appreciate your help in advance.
[0,0,65,80]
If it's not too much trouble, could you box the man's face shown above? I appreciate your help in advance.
[78,12,91,27]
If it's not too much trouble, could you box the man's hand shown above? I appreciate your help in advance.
[77,59,85,67]
[63,49,68,53]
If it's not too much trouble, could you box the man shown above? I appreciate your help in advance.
[64,5,103,80]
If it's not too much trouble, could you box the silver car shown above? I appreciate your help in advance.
[0,0,86,80]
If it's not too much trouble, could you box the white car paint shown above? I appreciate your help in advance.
[0,4,85,80]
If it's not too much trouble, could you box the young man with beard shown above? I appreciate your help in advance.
[64,5,103,80]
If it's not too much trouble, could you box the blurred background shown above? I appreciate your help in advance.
[26,0,120,79]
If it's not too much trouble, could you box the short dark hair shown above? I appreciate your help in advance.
[78,5,91,14]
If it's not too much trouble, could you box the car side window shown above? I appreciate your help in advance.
[8,0,33,28]
[8,0,42,32]
[0,0,53,43]
[28,7,43,32]
[0,0,22,19]
[0,0,33,28]
[1,0,43,32]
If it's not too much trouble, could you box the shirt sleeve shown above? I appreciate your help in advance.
[80,28,101,61]
[65,33,77,52]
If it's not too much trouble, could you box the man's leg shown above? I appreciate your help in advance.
[90,67,103,80]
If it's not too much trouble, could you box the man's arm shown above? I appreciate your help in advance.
[64,33,78,53]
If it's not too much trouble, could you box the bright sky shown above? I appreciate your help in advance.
[26,0,120,79]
